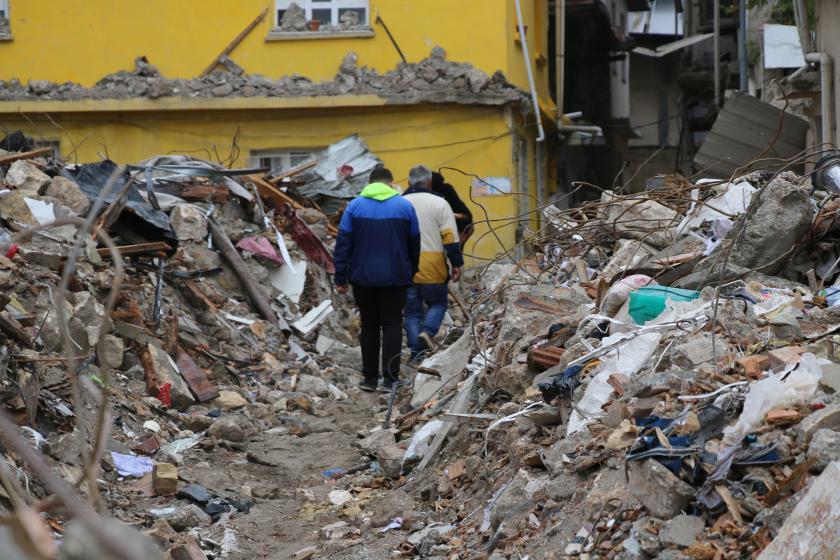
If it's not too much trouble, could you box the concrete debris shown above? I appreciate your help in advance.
[757,461,840,559]
[169,203,208,241]
[5,160,51,193]
[0,50,528,108]
[0,105,838,560]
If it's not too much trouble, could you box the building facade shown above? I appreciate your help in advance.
[0,0,557,266]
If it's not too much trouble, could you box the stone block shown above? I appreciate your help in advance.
[628,459,695,518]
[757,461,840,559]
[797,404,840,443]
[153,462,178,495]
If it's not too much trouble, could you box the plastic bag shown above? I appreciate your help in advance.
[601,274,655,317]
[722,353,827,446]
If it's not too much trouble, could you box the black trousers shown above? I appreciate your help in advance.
[352,285,407,384]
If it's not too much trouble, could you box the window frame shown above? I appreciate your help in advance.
[270,0,374,40]
[0,0,11,39]
[249,148,317,175]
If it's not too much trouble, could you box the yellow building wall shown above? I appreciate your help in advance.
[0,102,522,268]
[0,0,550,100]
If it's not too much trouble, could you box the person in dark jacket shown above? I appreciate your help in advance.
[333,167,421,392]
[432,171,474,245]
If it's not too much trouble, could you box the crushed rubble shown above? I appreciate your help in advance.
[0,50,528,107]
[2,127,840,560]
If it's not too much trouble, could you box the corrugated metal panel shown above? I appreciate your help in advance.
[694,91,809,179]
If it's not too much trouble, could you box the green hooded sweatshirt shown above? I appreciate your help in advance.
[360,182,399,201]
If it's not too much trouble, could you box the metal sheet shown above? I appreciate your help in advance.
[763,24,806,69]
[694,91,809,179]
[293,134,383,202]
[634,33,714,57]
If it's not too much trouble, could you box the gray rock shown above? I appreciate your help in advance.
[280,2,307,31]
[73,291,106,348]
[359,429,396,457]
[296,373,330,397]
[820,363,840,393]
[43,176,90,215]
[806,429,840,472]
[489,469,549,531]
[757,461,840,559]
[59,518,163,560]
[377,445,404,479]
[5,160,51,193]
[369,489,416,528]
[465,68,489,93]
[97,334,124,370]
[632,517,663,556]
[169,204,208,241]
[754,490,803,536]
[659,514,704,547]
[211,83,234,97]
[28,80,56,95]
[797,404,840,443]
[628,459,695,518]
[709,178,813,276]
[168,504,211,532]
[207,417,249,442]
[0,191,38,225]
[670,333,727,368]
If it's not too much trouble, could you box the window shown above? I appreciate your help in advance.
[276,0,369,31]
[34,139,61,158]
[0,0,10,37]
[250,149,316,174]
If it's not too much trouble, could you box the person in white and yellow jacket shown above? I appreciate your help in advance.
[402,165,464,361]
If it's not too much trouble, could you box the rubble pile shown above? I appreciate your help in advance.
[0,131,392,559]
[321,169,840,559]
[0,49,527,106]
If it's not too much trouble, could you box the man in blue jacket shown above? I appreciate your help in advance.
[334,167,421,392]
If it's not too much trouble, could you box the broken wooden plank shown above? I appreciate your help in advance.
[0,147,53,166]
[207,218,290,335]
[267,159,318,185]
[440,412,496,425]
[200,7,269,76]
[248,174,302,211]
[175,347,219,402]
[160,184,230,203]
[97,242,171,258]
[0,312,33,347]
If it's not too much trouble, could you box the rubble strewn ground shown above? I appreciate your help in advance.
[1,128,840,559]
[0,49,528,107]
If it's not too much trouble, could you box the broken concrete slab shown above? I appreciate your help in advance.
[5,160,51,193]
[797,404,840,443]
[806,429,840,472]
[628,459,695,518]
[411,330,471,409]
[757,461,840,559]
[43,176,90,215]
[659,514,704,547]
[170,204,208,241]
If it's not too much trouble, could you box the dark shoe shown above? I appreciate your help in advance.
[379,379,400,393]
[418,332,436,351]
[359,381,377,393]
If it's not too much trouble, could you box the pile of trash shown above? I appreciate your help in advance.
[333,168,840,559]
[0,49,527,106]
[0,130,393,559]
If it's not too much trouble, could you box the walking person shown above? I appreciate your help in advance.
[333,166,420,392]
[431,171,474,246]
[402,165,464,362]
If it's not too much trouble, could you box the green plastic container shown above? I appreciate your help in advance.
[628,286,701,325]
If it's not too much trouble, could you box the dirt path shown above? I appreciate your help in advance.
[184,391,404,559]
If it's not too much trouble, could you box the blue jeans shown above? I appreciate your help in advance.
[405,284,448,358]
